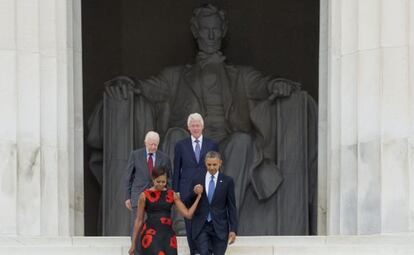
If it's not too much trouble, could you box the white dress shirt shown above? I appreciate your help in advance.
[191,135,203,152]
[205,171,219,196]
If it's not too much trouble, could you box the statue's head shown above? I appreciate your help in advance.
[190,4,228,54]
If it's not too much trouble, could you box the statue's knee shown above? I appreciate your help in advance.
[230,132,253,146]
[163,127,189,145]
[165,127,188,137]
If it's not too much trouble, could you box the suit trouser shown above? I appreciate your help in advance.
[131,206,142,255]
[194,221,228,255]
[185,218,199,255]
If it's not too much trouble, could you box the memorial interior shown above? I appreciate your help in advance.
[81,0,320,236]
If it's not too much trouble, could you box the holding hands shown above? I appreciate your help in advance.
[172,184,203,220]
[193,184,203,196]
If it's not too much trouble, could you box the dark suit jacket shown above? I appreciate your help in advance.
[173,137,219,199]
[186,171,238,241]
[124,148,172,207]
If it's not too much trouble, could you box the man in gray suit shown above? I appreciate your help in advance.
[124,131,172,254]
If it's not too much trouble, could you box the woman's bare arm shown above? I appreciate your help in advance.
[174,185,203,219]
[129,192,146,255]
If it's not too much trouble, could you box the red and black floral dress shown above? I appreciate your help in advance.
[141,189,177,255]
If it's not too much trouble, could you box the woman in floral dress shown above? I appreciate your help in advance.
[129,166,203,255]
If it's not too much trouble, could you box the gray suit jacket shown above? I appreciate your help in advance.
[124,147,172,207]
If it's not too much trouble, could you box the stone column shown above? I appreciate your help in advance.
[0,0,83,236]
[319,0,414,235]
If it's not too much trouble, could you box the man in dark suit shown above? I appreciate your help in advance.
[186,151,237,255]
[124,131,172,254]
[173,113,219,255]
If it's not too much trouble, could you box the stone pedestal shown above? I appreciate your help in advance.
[0,0,83,236]
[319,0,414,235]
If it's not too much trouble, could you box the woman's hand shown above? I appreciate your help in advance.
[128,245,135,255]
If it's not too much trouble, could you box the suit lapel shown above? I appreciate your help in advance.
[201,173,210,202]
[184,65,207,115]
[211,172,223,204]
[220,64,233,118]
[185,137,198,164]
[184,65,202,100]
[154,152,161,167]
[200,139,208,163]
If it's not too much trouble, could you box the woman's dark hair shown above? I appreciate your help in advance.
[151,166,168,179]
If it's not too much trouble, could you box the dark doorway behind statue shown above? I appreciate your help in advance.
[82,0,319,236]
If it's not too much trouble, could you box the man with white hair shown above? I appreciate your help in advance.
[124,131,172,254]
[173,113,219,255]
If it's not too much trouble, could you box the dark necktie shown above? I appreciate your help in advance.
[194,139,201,163]
[147,153,154,174]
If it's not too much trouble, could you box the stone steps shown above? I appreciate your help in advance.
[1,234,414,255]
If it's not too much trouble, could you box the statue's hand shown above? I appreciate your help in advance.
[268,78,301,101]
[104,76,141,100]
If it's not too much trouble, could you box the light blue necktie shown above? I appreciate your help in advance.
[194,139,201,163]
[207,175,215,221]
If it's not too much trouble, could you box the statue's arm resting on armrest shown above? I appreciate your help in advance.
[103,68,173,104]
[241,66,301,100]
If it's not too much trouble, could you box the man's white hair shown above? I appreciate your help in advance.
[187,113,204,127]
[144,131,160,142]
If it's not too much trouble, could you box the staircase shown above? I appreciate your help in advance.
[1,234,414,254]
